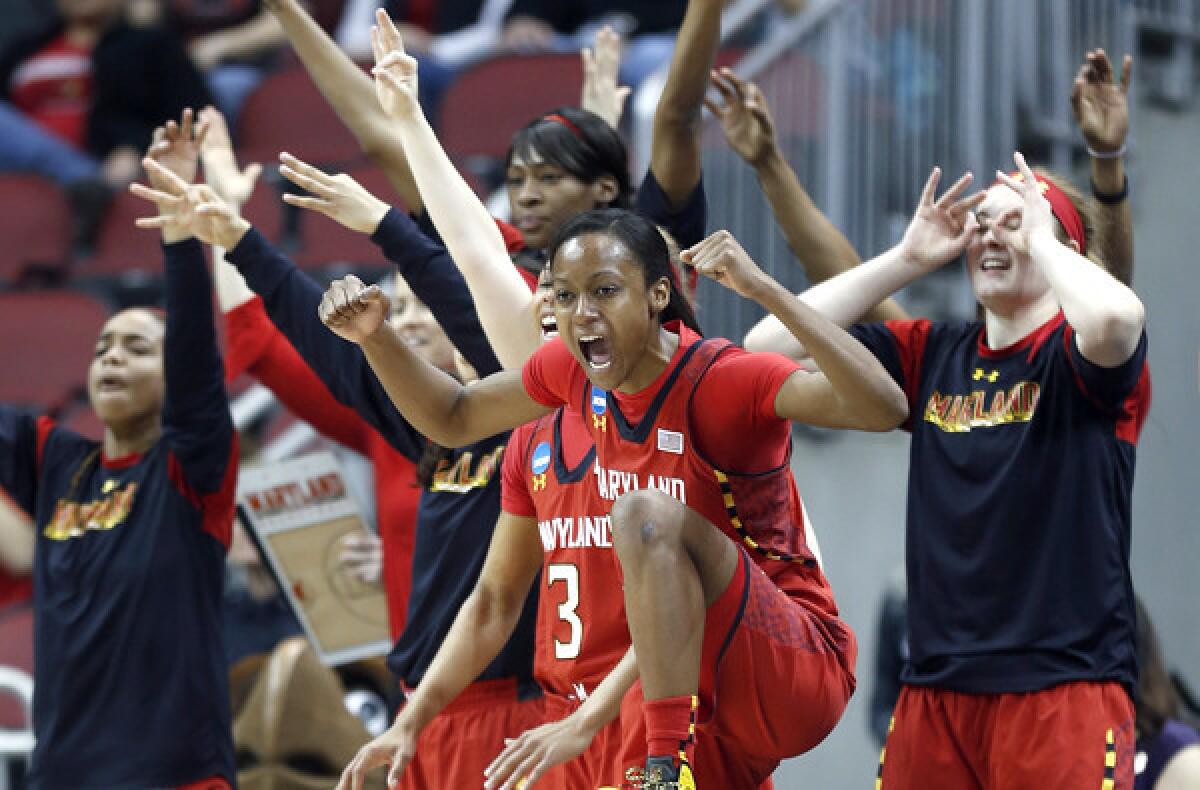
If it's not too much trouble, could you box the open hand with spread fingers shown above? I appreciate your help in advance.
[319,274,391,344]
[482,715,596,790]
[581,25,631,129]
[335,718,419,790]
[198,105,262,207]
[1071,49,1131,155]
[705,67,778,167]
[145,107,209,195]
[682,230,774,301]
[898,167,986,270]
[990,152,1057,257]
[370,7,421,121]
[131,158,248,248]
[279,152,390,234]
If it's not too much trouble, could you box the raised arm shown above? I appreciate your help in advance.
[994,153,1144,367]
[580,26,631,129]
[706,68,906,323]
[135,111,236,494]
[650,0,723,206]
[133,159,429,456]
[319,275,550,446]
[262,0,422,210]
[687,230,908,431]
[275,152,504,375]
[189,8,286,71]
[198,105,261,314]
[372,11,541,368]
[1071,49,1133,286]
[338,510,544,790]
[744,168,983,358]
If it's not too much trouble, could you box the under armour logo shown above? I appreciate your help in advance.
[972,368,999,383]
[592,413,607,432]
[531,473,547,491]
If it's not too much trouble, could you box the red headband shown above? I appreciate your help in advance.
[1005,172,1087,255]
[542,113,583,138]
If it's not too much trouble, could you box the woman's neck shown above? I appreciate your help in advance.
[983,292,1061,350]
[618,324,680,394]
[103,416,161,460]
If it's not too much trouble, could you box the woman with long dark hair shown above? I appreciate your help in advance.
[0,111,235,788]
[319,205,907,789]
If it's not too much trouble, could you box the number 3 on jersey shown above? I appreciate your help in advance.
[547,563,582,660]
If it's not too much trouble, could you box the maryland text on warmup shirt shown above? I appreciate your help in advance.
[850,313,1150,694]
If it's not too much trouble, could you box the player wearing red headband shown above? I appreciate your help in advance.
[741,152,1149,788]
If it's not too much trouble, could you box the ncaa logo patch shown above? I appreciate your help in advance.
[531,442,552,475]
[591,386,608,415]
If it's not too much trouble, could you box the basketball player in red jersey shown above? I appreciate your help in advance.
[323,208,908,789]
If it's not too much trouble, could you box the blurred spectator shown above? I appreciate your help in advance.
[1135,598,1200,790]
[223,514,303,665]
[0,0,56,56]
[0,0,210,255]
[335,0,515,122]
[131,0,286,122]
[502,0,686,89]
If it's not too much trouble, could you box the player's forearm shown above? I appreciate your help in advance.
[575,647,638,735]
[0,494,33,575]
[754,148,907,324]
[401,587,526,731]
[744,244,922,357]
[270,0,422,209]
[755,279,907,430]
[203,10,287,62]
[213,248,258,313]
[393,113,540,368]
[649,0,722,202]
[1090,156,1133,286]
[1031,227,1144,364]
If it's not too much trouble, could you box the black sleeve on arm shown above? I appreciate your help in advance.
[161,239,234,494]
[372,208,502,376]
[225,228,427,458]
[0,406,41,515]
[635,168,708,249]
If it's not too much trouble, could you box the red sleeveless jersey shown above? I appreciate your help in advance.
[523,325,839,618]
[503,410,630,700]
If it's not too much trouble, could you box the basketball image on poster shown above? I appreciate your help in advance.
[238,452,392,665]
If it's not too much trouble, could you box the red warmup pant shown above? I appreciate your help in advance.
[396,677,545,790]
[877,681,1135,789]
[613,551,856,790]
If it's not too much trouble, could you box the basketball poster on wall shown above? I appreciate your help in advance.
[237,452,391,665]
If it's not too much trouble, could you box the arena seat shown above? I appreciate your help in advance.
[0,176,71,284]
[85,191,166,278]
[289,164,393,270]
[438,53,585,190]
[0,290,110,408]
[237,68,364,168]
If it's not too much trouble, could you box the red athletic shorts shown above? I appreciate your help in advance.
[395,677,545,790]
[538,688,646,789]
[877,681,1135,789]
[614,551,856,789]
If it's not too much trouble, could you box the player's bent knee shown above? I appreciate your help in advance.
[610,489,684,555]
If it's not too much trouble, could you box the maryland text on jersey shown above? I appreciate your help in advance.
[923,380,1041,433]
[593,460,686,503]
[430,446,505,493]
[538,515,612,551]
[43,482,138,541]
